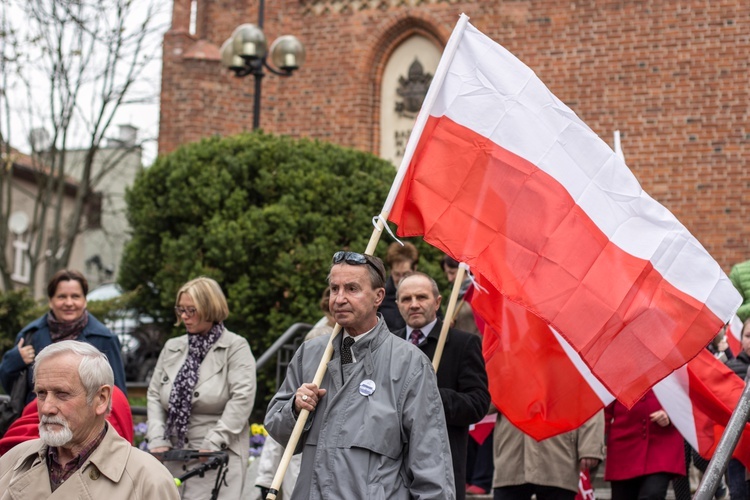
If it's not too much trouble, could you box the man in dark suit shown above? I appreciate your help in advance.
[394,272,491,500]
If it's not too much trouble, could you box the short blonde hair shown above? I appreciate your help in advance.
[174,276,229,326]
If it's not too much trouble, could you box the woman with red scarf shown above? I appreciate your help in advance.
[0,269,127,402]
[147,276,256,499]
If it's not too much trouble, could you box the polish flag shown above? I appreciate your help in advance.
[469,277,750,470]
[383,14,740,407]
[653,349,750,468]
[726,314,743,355]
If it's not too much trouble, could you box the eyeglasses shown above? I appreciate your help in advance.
[174,306,198,318]
[332,251,385,281]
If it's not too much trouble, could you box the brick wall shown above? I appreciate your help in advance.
[158,0,749,270]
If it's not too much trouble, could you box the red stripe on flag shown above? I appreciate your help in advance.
[471,280,606,440]
[390,115,724,406]
[686,351,750,468]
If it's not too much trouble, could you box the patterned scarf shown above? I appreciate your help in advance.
[47,310,90,342]
[164,322,224,448]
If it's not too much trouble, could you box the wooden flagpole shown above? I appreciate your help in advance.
[265,217,388,500]
[432,265,466,372]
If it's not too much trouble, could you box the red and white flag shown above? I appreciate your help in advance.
[383,13,740,407]
[653,349,750,468]
[468,277,750,467]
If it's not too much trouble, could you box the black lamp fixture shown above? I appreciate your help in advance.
[220,1,305,130]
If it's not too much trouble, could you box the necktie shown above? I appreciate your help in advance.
[409,329,422,346]
[341,336,355,364]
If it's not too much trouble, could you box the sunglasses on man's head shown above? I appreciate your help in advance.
[332,251,384,280]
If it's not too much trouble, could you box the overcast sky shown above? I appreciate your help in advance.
[1,0,173,166]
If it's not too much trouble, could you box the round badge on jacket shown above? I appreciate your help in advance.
[359,379,376,396]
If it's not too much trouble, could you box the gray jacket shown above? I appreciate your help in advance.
[265,317,455,500]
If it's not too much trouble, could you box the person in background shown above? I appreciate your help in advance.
[394,272,490,500]
[266,251,455,499]
[0,269,127,403]
[0,341,178,499]
[729,260,750,323]
[147,276,256,499]
[378,241,419,331]
[255,287,334,499]
[605,389,685,500]
[492,412,604,500]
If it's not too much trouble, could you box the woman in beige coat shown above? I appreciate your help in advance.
[147,277,256,499]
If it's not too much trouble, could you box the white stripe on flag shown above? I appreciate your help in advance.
[653,366,699,451]
[428,22,739,321]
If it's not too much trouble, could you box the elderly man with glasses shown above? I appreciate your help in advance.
[265,251,456,500]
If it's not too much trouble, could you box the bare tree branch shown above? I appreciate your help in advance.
[0,0,167,294]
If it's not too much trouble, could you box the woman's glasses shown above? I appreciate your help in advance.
[174,306,198,318]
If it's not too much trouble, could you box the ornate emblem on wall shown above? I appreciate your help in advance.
[395,59,433,118]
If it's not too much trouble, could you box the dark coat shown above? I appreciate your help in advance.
[393,319,490,500]
[0,313,127,401]
[726,351,750,381]
[379,275,406,331]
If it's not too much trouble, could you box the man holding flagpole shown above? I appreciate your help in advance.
[265,251,455,500]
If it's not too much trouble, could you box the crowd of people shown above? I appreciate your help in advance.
[0,251,749,499]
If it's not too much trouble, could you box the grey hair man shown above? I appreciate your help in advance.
[0,340,179,499]
[266,251,456,499]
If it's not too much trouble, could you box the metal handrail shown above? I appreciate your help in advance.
[256,322,313,371]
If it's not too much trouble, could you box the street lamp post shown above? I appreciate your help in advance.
[220,1,305,130]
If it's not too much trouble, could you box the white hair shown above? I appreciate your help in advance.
[33,340,114,408]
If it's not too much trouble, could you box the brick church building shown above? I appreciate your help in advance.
[158,0,748,270]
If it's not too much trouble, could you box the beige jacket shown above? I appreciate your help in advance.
[0,424,179,500]
[146,328,256,457]
[492,411,605,492]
